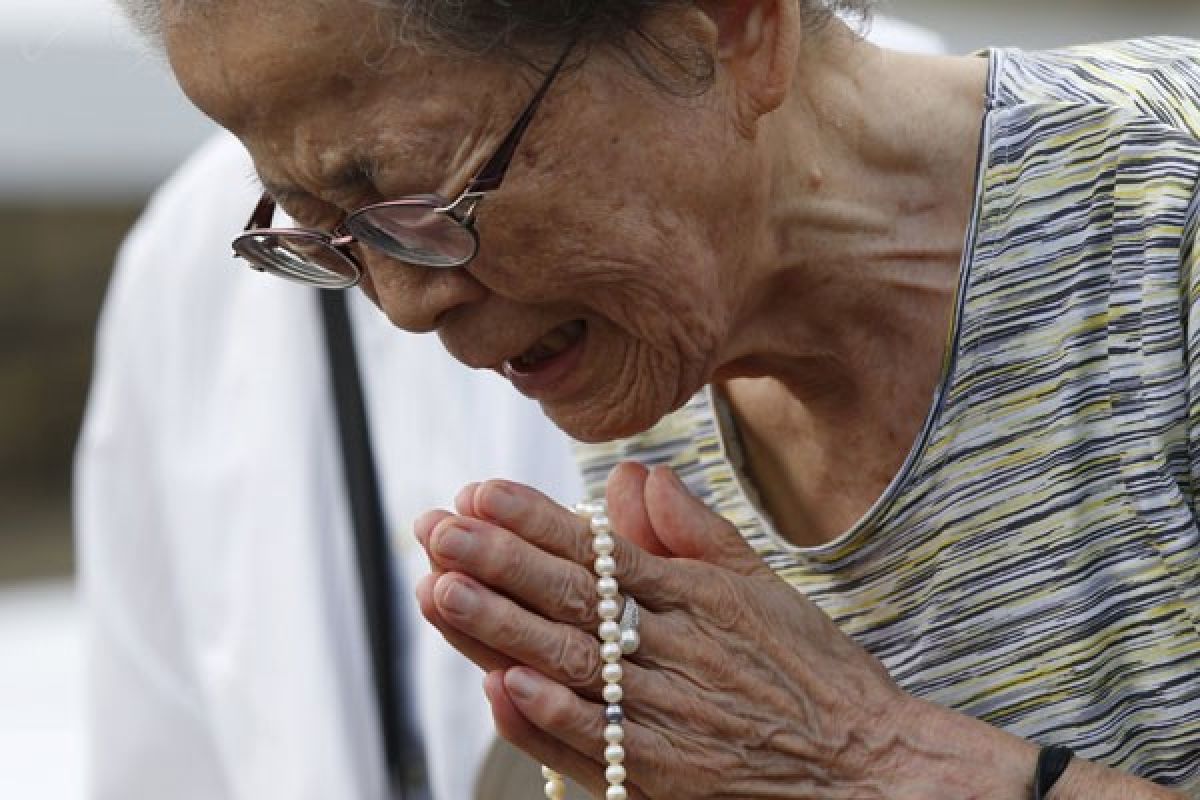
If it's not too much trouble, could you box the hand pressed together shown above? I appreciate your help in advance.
[412,462,930,799]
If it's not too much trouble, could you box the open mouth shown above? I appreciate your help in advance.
[507,319,587,374]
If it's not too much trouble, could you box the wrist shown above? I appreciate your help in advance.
[865,697,1185,800]
[869,695,1037,800]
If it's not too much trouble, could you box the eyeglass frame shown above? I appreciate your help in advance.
[233,38,579,286]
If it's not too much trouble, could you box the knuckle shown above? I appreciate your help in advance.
[702,574,750,632]
[489,528,525,580]
[552,567,593,625]
[557,630,602,688]
[489,604,525,645]
[568,513,596,563]
[612,537,654,588]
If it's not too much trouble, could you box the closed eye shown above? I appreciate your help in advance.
[274,196,345,233]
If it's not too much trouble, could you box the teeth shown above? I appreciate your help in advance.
[513,320,585,371]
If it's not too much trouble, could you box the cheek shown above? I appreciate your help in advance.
[477,186,715,303]
[478,184,732,370]
[472,125,680,300]
[471,200,612,300]
[356,269,382,307]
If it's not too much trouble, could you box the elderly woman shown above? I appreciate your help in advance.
[120,0,1199,797]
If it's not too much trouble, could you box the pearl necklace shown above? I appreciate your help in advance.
[543,503,630,800]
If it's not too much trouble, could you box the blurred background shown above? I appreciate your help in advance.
[2,2,213,797]
[1,0,1196,797]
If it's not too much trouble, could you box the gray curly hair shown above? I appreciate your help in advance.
[116,0,872,88]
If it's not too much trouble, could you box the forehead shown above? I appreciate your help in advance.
[163,0,510,190]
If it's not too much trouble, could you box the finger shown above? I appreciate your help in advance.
[643,465,768,576]
[483,670,621,800]
[453,481,481,517]
[415,571,515,674]
[500,667,654,800]
[427,514,600,628]
[470,480,595,563]
[413,508,454,554]
[432,570,604,692]
[431,570,670,696]
[466,479,693,612]
[605,462,672,557]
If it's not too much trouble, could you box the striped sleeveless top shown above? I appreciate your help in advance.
[575,38,1200,791]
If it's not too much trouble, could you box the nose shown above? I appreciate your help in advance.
[359,253,489,333]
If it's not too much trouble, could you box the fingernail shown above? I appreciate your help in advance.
[433,525,472,560]
[440,580,480,616]
[506,668,541,701]
[483,483,525,519]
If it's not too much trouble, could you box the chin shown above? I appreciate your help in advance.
[541,388,688,444]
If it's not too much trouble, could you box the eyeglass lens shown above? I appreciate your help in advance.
[233,232,361,289]
[344,203,479,269]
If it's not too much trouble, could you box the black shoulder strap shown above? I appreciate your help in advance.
[317,289,429,800]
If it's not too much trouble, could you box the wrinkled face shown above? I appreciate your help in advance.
[165,0,765,441]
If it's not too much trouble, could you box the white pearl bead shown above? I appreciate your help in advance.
[598,620,621,642]
[544,778,565,799]
[592,533,615,556]
[606,784,628,800]
[582,507,635,797]
[601,642,622,663]
[597,598,620,620]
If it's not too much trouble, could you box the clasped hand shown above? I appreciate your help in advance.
[414,463,912,799]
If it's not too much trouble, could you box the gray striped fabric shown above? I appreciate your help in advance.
[575,38,1200,792]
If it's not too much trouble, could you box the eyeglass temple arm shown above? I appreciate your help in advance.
[465,40,578,195]
[245,192,277,232]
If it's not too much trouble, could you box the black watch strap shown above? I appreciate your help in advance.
[1033,745,1074,800]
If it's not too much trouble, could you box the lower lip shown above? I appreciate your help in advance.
[503,328,588,398]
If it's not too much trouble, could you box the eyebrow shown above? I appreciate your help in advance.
[259,159,381,207]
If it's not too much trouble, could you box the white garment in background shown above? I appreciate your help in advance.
[75,16,944,800]
[75,130,584,800]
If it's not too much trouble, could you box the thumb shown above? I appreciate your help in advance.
[642,465,767,575]
[605,461,673,557]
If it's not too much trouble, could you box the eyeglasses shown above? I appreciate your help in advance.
[232,41,576,289]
